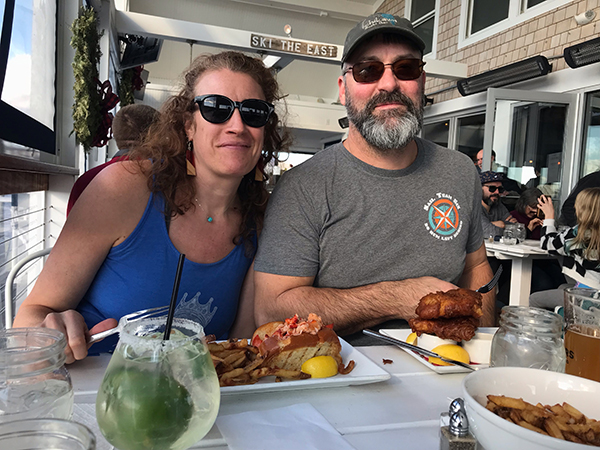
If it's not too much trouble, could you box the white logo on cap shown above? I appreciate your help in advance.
[361,14,397,31]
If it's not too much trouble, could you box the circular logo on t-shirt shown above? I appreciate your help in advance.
[423,194,463,241]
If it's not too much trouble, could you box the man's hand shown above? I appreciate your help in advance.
[491,220,505,228]
[537,195,555,220]
[527,217,543,231]
[41,311,117,364]
[505,215,518,223]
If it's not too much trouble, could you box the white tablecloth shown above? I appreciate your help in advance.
[70,345,467,450]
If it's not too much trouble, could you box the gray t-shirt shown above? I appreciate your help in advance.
[255,138,484,288]
[481,201,510,238]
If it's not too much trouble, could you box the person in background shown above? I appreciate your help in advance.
[254,13,495,340]
[14,51,290,362]
[510,188,544,240]
[559,169,600,227]
[66,104,160,216]
[529,188,600,309]
[475,149,523,196]
[480,171,517,239]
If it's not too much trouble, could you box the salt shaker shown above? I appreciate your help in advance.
[440,398,464,427]
[440,411,477,450]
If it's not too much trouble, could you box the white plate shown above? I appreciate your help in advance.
[379,328,496,374]
[220,338,391,395]
[521,239,541,247]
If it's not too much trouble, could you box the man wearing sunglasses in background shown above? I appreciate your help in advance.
[480,171,518,239]
[254,13,495,341]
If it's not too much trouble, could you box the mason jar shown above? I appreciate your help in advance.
[0,418,95,450]
[490,306,565,372]
[0,328,74,423]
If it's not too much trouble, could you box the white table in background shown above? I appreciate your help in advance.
[69,346,467,450]
[485,239,556,306]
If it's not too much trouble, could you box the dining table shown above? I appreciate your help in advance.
[484,239,558,306]
[69,342,471,450]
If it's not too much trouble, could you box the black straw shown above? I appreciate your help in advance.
[163,253,185,340]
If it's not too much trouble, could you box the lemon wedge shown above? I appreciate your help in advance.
[301,356,338,378]
[406,332,418,345]
[429,344,470,366]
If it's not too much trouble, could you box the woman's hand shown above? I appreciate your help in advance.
[537,195,555,220]
[528,217,543,231]
[41,311,117,364]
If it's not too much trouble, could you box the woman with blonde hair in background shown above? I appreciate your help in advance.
[529,188,600,309]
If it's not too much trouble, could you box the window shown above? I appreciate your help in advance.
[406,0,436,56]
[470,0,510,35]
[0,0,56,155]
[0,191,45,329]
[422,121,449,148]
[460,0,570,48]
[580,90,600,178]
[456,114,485,160]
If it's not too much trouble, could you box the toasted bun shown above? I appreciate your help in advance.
[252,321,282,343]
[257,327,342,371]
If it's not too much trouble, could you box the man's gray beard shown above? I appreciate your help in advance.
[345,85,424,152]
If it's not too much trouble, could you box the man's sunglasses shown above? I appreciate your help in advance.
[486,185,506,193]
[345,59,425,83]
[193,94,274,128]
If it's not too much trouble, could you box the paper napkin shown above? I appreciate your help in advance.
[216,403,356,450]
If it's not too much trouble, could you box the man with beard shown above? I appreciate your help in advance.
[254,13,495,339]
[480,171,518,239]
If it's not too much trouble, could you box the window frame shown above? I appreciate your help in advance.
[458,0,571,50]
[405,0,440,58]
[0,0,57,155]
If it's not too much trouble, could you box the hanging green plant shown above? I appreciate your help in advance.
[70,7,103,152]
[119,68,135,107]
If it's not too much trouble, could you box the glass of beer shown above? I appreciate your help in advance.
[96,316,220,450]
[563,288,600,382]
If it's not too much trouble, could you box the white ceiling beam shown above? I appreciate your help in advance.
[227,0,377,22]
[424,58,468,81]
[115,10,344,64]
[115,11,468,80]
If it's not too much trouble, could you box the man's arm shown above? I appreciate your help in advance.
[457,243,495,326]
[254,272,457,336]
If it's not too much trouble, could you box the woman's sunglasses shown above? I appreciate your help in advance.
[193,94,274,128]
[345,59,426,84]
[486,185,506,193]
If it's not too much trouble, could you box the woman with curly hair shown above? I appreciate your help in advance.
[14,51,291,362]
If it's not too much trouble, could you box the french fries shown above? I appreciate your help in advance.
[206,337,310,387]
[485,395,600,446]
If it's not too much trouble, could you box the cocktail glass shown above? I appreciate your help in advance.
[96,317,220,450]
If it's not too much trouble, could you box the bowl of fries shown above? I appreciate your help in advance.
[462,367,600,448]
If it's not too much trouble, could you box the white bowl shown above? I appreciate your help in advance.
[416,333,457,351]
[461,328,495,364]
[462,367,600,450]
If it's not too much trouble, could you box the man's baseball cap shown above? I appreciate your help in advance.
[480,171,505,184]
[341,13,426,64]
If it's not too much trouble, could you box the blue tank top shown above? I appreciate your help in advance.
[78,193,256,353]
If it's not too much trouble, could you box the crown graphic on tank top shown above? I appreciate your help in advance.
[174,292,218,326]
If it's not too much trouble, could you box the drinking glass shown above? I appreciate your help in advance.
[490,306,565,371]
[502,224,518,245]
[0,418,95,450]
[96,317,220,450]
[563,288,600,382]
[0,328,73,423]
[514,223,526,242]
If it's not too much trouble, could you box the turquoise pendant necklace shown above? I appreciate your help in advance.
[194,197,233,223]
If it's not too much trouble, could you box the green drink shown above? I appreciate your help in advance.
[96,317,220,450]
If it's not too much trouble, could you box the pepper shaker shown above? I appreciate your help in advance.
[440,411,477,450]
[440,398,465,427]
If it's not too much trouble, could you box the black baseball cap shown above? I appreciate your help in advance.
[341,13,426,64]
